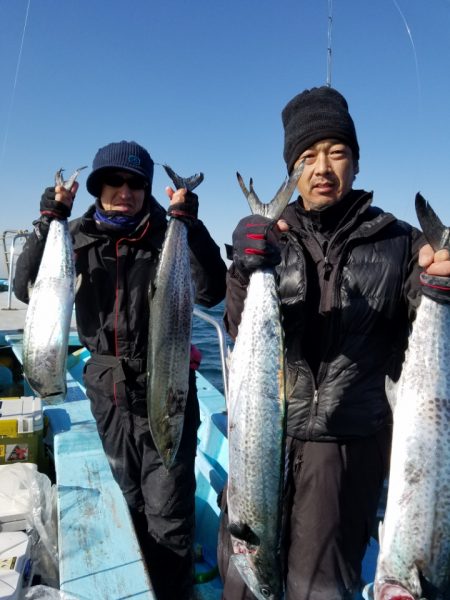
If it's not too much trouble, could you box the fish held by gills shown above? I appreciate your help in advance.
[226,162,304,600]
[22,166,86,401]
[373,193,450,600]
[146,165,203,470]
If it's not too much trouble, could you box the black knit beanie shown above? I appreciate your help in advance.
[282,86,360,173]
[86,140,154,197]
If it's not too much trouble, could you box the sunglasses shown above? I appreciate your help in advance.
[103,173,147,190]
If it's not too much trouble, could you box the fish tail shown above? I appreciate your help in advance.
[415,192,450,252]
[237,160,304,220]
[163,164,204,191]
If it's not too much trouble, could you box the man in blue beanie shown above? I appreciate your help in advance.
[14,140,227,600]
[219,87,450,599]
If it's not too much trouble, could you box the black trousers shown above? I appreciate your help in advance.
[218,429,391,600]
[85,362,200,600]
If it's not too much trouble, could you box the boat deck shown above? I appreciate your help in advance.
[0,289,226,599]
[0,287,378,600]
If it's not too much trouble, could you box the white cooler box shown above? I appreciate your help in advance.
[0,531,31,600]
[0,463,36,532]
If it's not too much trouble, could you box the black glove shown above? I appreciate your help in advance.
[40,187,72,220]
[167,191,198,225]
[232,214,281,274]
[420,272,450,304]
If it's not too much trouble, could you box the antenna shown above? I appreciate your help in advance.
[326,0,333,87]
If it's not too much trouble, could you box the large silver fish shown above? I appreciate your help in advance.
[23,167,85,402]
[373,193,450,600]
[146,165,203,469]
[227,163,304,600]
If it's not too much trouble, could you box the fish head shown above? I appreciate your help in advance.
[374,580,416,600]
[231,553,283,600]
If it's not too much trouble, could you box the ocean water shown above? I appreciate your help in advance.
[192,301,232,395]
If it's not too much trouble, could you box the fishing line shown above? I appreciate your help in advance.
[326,0,333,87]
[390,0,422,110]
[0,0,32,172]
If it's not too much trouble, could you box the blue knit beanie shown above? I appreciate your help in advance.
[86,140,154,197]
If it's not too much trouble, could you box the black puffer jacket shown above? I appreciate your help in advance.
[225,190,425,441]
[15,198,227,410]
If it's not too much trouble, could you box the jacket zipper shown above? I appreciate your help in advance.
[112,222,150,405]
[312,389,319,415]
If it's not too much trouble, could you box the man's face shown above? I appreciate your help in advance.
[295,139,358,211]
[100,170,147,216]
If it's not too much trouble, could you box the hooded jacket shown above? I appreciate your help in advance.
[225,190,424,441]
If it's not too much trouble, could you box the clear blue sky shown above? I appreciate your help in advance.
[1,0,450,267]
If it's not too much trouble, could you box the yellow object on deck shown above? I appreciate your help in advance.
[0,397,43,465]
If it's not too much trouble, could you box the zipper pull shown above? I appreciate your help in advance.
[313,389,319,415]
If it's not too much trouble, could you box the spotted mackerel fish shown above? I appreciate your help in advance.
[23,166,86,401]
[146,165,203,470]
[373,194,450,600]
[227,163,304,600]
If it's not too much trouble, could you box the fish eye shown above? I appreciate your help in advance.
[260,586,271,598]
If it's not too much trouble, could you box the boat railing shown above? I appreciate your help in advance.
[193,306,229,406]
[2,230,30,310]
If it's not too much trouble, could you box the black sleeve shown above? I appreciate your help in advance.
[403,226,425,322]
[187,219,227,308]
[223,262,249,340]
[13,218,50,304]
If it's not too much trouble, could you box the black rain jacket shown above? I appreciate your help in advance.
[225,189,425,441]
[14,197,227,412]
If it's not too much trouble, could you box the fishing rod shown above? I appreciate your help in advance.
[326,0,333,87]
[0,0,31,171]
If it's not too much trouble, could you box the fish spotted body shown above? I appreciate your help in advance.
[227,163,303,600]
[374,193,450,600]
[23,167,85,401]
[146,166,203,469]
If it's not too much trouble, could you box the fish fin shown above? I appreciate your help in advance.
[75,274,82,294]
[163,164,204,191]
[27,282,35,300]
[378,519,384,545]
[236,160,304,219]
[55,168,65,187]
[385,375,398,412]
[228,521,260,546]
[415,193,450,252]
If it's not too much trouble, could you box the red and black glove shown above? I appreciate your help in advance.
[40,187,72,220]
[167,191,198,225]
[232,214,281,274]
[420,272,450,304]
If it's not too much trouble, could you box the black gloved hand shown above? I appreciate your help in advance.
[420,272,450,304]
[232,214,281,274]
[167,191,198,225]
[40,187,72,220]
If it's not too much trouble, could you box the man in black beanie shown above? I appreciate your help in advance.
[14,140,227,600]
[220,87,450,599]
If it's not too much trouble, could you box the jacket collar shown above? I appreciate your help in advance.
[71,195,167,250]
[290,189,373,236]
